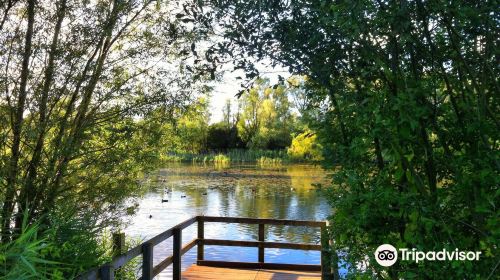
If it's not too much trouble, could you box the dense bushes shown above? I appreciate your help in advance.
[206,122,244,150]
[0,213,111,279]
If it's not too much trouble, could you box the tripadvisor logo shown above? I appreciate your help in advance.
[374,244,482,267]
[375,244,398,267]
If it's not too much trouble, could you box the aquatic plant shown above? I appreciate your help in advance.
[162,149,294,164]
[213,154,230,163]
[257,156,283,166]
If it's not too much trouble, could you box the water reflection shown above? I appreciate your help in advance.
[124,163,331,279]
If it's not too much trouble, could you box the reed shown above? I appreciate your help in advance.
[257,156,283,166]
[162,149,294,163]
[213,154,230,163]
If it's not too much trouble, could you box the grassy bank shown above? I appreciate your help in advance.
[161,149,303,165]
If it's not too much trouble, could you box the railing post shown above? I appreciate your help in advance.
[100,264,114,280]
[197,217,204,261]
[112,232,125,256]
[173,227,182,280]
[142,242,154,280]
[258,223,265,263]
[321,221,338,280]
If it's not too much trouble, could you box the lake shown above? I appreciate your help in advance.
[124,163,332,279]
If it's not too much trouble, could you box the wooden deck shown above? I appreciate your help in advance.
[182,265,321,280]
[77,216,334,280]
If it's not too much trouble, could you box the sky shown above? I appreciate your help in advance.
[208,62,290,123]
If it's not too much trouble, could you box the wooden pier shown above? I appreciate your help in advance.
[182,265,322,280]
[78,216,337,280]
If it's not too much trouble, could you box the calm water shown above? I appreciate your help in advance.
[124,163,332,279]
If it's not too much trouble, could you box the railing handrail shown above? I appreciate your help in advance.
[77,215,332,280]
[199,215,326,227]
[77,216,198,279]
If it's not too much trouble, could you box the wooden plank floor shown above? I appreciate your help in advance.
[182,265,321,280]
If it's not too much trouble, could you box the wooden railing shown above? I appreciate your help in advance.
[77,216,336,280]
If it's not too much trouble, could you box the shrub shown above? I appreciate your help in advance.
[287,130,323,162]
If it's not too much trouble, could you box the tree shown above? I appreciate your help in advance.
[222,98,233,127]
[176,97,210,153]
[206,122,243,151]
[0,0,210,275]
[195,0,499,278]
[237,78,295,149]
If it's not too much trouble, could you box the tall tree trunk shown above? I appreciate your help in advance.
[1,0,36,241]
[0,0,18,31]
[327,88,349,146]
[43,0,121,213]
[17,0,67,228]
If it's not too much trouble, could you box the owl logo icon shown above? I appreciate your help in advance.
[375,244,398,266]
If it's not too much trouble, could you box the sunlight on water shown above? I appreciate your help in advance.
[124,163,331,279]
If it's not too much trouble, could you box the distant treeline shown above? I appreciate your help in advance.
[156,78,322,162]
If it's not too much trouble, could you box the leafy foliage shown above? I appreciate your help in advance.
[0,0,211,277]
[196,0,500,278]
[287,130,323,162]
[0,215,62,280]
[206,122,245,151]
[237,78,296,150]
